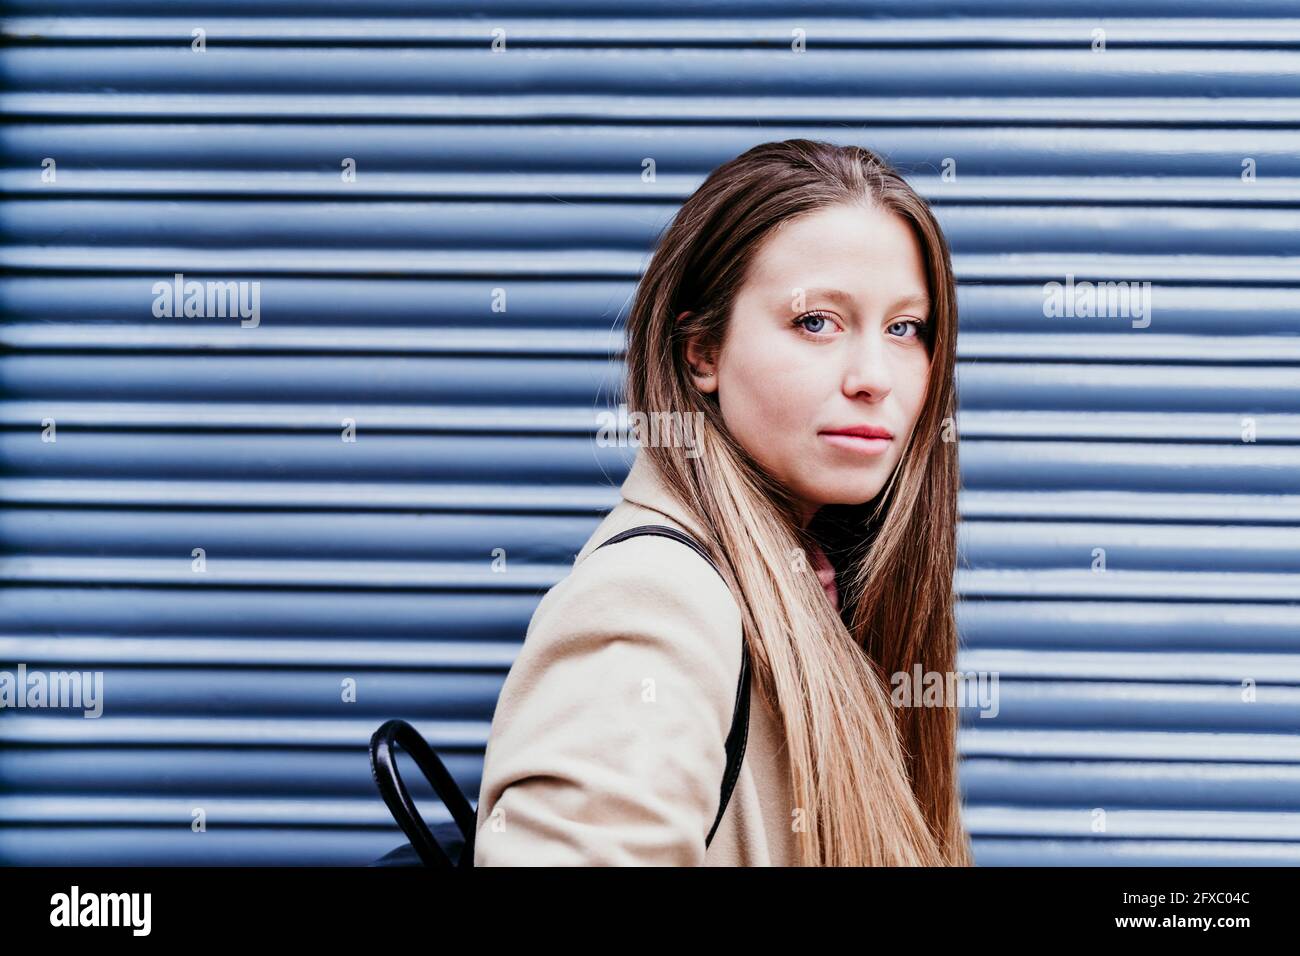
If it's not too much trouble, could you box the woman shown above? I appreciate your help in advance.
[474,139,971,866]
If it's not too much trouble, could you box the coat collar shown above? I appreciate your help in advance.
[617,450,711,543]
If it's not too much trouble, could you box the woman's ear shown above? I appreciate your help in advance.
[678,310,719,394]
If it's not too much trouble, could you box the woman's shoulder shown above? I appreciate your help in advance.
[506,502,748,723]
[539,500,743,640]
[474,501,746,864]
[506,499,745,721]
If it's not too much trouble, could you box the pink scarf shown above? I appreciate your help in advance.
[807,540,840,612]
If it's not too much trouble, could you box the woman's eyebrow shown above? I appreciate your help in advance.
[786,287,857,309]
[786,288,930,311]
[891,292,931,311]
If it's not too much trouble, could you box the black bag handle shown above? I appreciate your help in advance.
[369,718,477,868]
[368,522,752,865]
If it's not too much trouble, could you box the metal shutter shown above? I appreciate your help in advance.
[1,1,1297,865]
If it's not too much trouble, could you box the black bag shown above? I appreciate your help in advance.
[368,523,753,867]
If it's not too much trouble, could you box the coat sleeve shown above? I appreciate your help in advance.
[472,533,744,866]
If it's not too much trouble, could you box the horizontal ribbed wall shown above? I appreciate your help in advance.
[1,0,1298,865]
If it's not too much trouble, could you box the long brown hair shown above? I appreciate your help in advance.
[624,138,970,866]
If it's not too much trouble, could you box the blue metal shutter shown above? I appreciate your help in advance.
[1,1,1297,865]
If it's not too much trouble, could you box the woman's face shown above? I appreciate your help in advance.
[686,202,933,527]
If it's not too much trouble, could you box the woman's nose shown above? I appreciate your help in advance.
[841,344,893,400]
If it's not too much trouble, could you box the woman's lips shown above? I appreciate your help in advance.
[819,431,892,455]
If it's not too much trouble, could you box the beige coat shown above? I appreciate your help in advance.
[473,450,798,866]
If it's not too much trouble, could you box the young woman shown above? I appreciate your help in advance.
[474,139,972,866]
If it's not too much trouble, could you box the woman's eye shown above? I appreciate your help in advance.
[794,311,837,335]
[888,319,926,338]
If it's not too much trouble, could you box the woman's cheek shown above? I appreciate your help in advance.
[745,360,803,424]
[901,362,931,430]
[720,365,793,464]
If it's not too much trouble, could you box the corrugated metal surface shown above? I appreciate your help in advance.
[1,1,1298,865]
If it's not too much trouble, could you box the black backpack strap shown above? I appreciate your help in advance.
[593,523,752,849]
